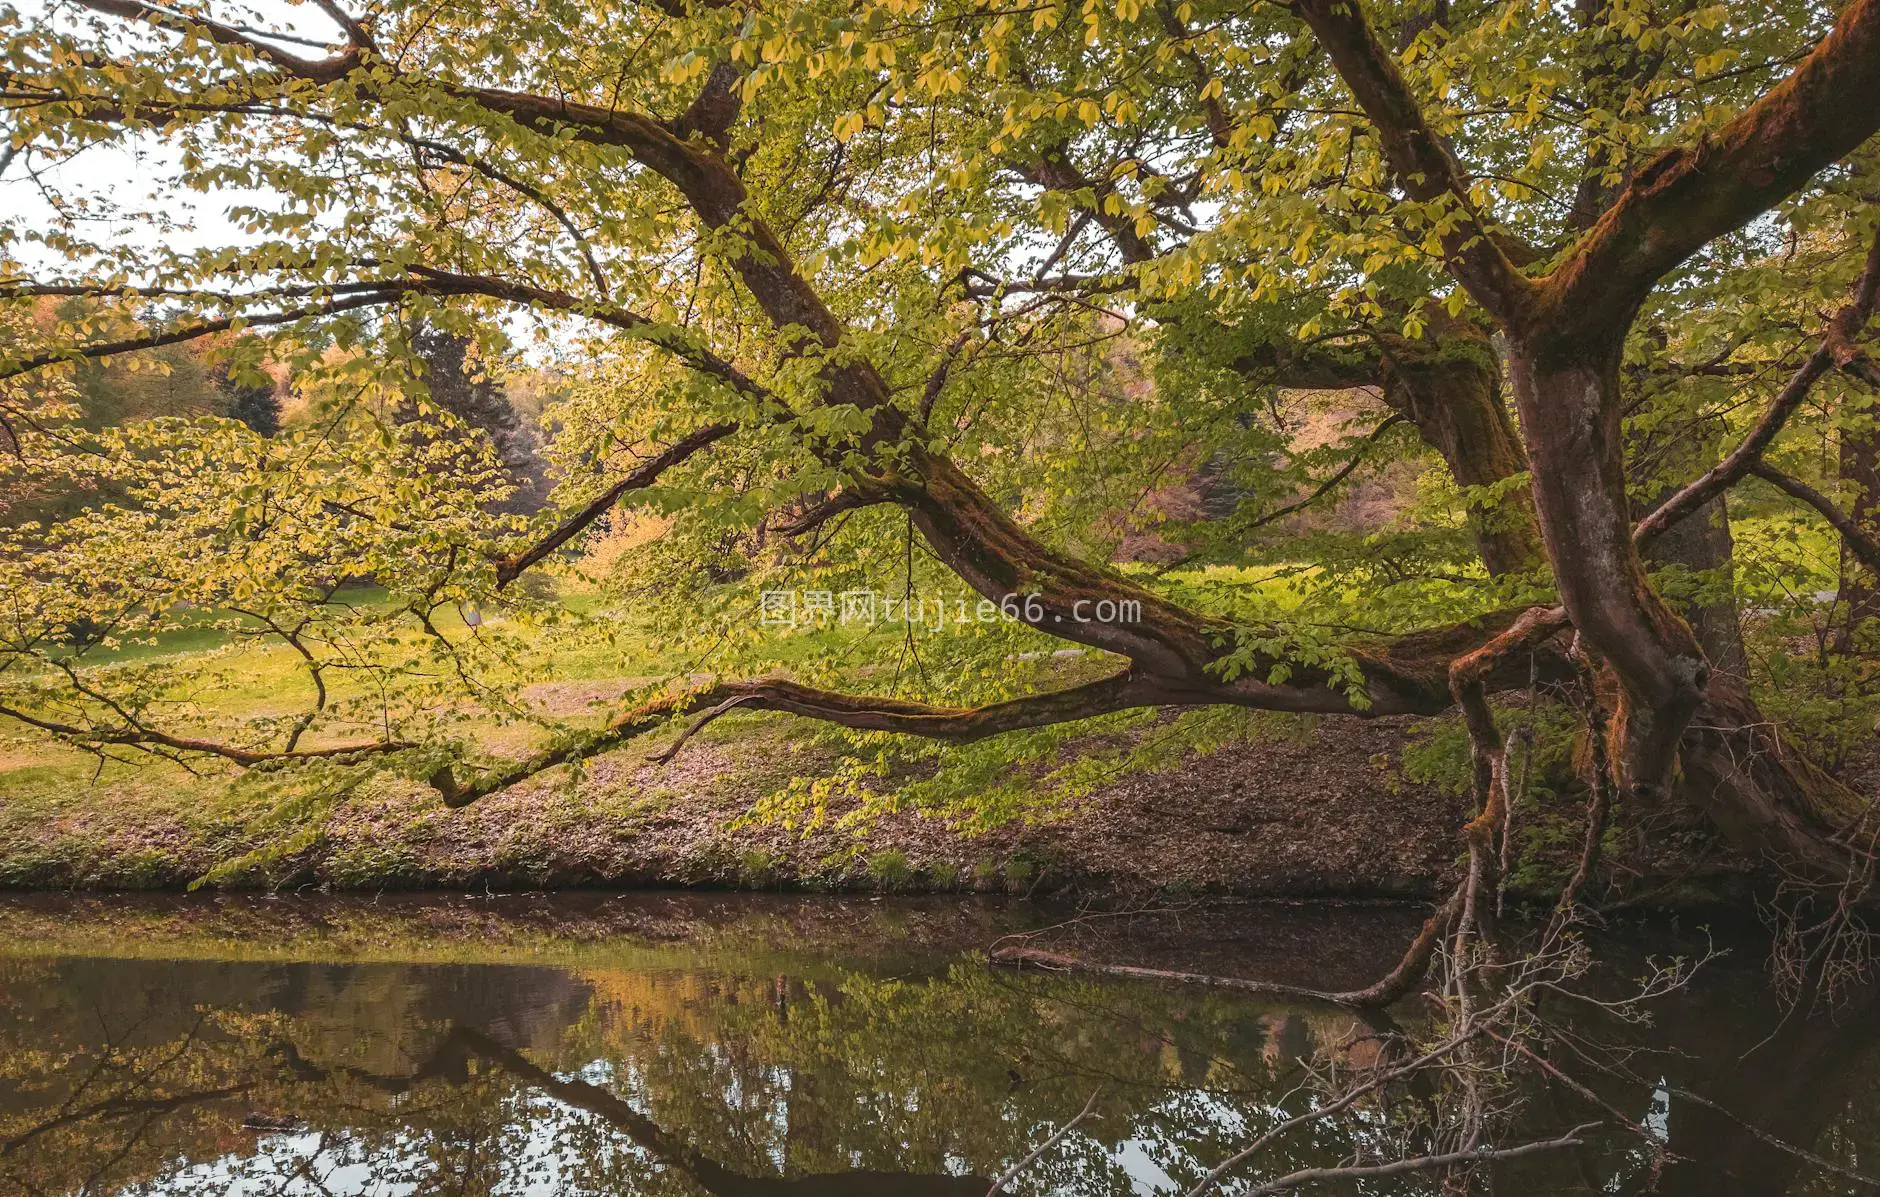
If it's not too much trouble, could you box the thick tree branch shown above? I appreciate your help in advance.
[68,0,838,345]
[1750,461,1880,577]
[1541,0,1880,344]
[989,941,1405,1007]
[308,0,374,51]
[1291,0,1537,327]
[57,0,1342,686]
[671,59,744,147]
[423,607,1580,806]
[1632,346,1831,549]
[427,669,1155,806]
[23,12,1223,687]
[769,488,877,538]
[991,876,1464,1010]
[1227,336,1385,390]
[73,0,366,82]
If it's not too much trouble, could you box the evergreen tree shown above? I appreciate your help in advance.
[209,364,281,436]
[406,323,548,513]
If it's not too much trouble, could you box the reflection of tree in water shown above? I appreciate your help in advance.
[0,954,1370,1196]
[555,964,1294,1194]
[1604,970,1880,1197]
[1,949,1878,1196]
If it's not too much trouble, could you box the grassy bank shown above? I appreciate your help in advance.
[3,570,1476,896]
[0,700,1473,897]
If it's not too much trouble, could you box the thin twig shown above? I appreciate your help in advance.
[1232,1125,1597,1196]
[984,1088,1103,1196]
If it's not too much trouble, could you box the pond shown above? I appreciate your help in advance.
[0,893,1873,1196]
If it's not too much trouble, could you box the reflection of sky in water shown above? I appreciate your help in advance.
[115,1075,1274,1196]
[147,1098,657,1197]
[1109,1137,1179,1194]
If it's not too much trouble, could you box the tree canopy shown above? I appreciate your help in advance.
[4,0,1880,904]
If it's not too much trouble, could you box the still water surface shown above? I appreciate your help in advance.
[0,893,1874,1196]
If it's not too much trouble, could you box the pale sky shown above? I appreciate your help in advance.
[3,0,343,276]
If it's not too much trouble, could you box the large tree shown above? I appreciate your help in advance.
[4,0,1880,912]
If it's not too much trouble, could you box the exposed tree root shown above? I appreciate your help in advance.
[1560,695,1616,915]
[1678,676,1874,884]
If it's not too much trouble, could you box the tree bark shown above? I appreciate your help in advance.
[1676,675,1866,880]
[1642,492,1748,681]
[52,0,1875,895]
[1224,318,1542,575]
[1506,347,1709,797]
[1634,413,1749,682]
[1500,346,1862,879]
[1375,320,1544,575]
